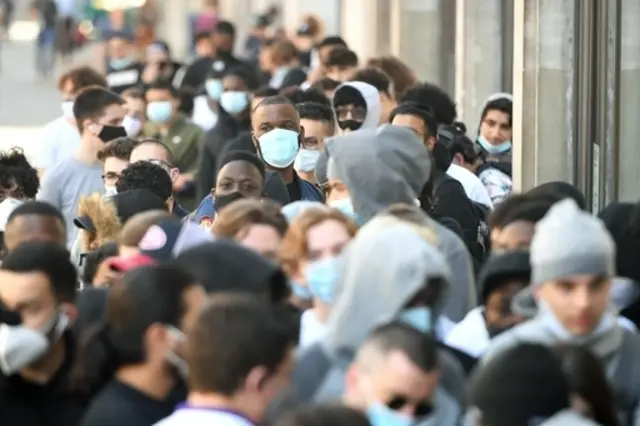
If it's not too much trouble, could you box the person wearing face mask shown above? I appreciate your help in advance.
[251,96,323,203]
[475,93,514,205]
[293,102,335,185]
[191,68,224,131]
[38,87,127,248]
[344,323,455,426]
[152,294,295,426]
[104,32,144,94]
[483,199,640,425]
[121,87,146,137]
[34,66,108,178]
[96,137,138,196]
[192,151,265,227]
[0,241,83,426]
[197,66,259,201]
[332,81,382,134]
[179,21,243,93]
[445,250,530,358]
[143,81,205,209]
[279,207,358,348]
[74,265,206,426]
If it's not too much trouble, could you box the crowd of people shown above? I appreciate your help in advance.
[1,8,640,426]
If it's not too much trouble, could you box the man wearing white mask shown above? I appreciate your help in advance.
[294,102,335,185]
[251,96,323,203]
[34,67,108,178]
[0,241,83,425]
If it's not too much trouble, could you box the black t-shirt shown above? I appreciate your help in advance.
[106,62,144,94]
[180,54,244,92]
[286,172,302,202]
[0,333,85,426]
[80,379,181,426]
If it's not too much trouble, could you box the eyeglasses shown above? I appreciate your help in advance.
[148,159,174,172]
[385,396,434,418]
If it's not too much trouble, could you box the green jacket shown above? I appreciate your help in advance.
[143,114,205,175]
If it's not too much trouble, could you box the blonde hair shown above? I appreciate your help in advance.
[360,213,439,247]
[212,199,288,240]
[77,193,122,252]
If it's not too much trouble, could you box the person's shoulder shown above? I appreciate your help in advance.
[481,320,539,364]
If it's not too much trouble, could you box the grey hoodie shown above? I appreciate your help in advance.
[483,299,640,426]
[333,81,382,130]
[326,125,476,322]
[268,225,464,426]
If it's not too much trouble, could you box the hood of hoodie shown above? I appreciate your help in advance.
[326,125,431,223]
[333,81,381,130]
[322,225,451,358]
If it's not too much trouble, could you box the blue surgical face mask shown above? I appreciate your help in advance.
[110,56,134,70]
[147,101,174,123]
[477,135,512,155]
[205,79,223,101]
[294,149,320,172]
[291,280,313,300]
[328,198,363,225]
[367,402,415,426]
[399,307,432,333]
[220,91,249,115]
[258,128,300,168]
[305,256,339,304]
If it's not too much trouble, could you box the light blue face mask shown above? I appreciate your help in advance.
[291,280,313,300]
[399,307,432,333]
[477,135,512,155]
[329,198,363,225]
[258,128,300,168]
[205,79,224,101]
[305,256,339,304]
[367,402,415,426]
[147,101,174,123]
[220,91,249,115]
[110,56,134,70]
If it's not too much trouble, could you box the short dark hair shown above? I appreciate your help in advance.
[218,150,265,178]
[325,47,358,69]
[194,31,212,44]
[254,86,279,99]
[145,81,179,99]
[482,97,513,127]
[0,148,39,199]
[187,294,293,394]
[296,102,336,128]
[58,66,108,93]
[500,200,555,228]
[309,77,340,94]
[487,194,530,230]
[223,65,260,91]
[7,201,65,228]
[1,241,77,302]
[351,67,393,96]
[317,36,347,50]
[121,86,145,100]
[359,321,438,372]
[276,405,370,426]
[214,20,236,37]
[283,88,331,108]
[253,95,295,112]
[97,137,138,162]
[390,102,438,137]
[73,87,125,132]
[400,83,457,126]
[116,162,173,202]
[81,242,119,285]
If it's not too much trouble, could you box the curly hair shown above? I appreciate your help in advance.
[115,161,173,202]
[0,148,39,200]
[97,137,138,162]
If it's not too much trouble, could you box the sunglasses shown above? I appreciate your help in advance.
[386,396,433,418]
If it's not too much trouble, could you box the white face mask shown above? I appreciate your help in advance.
[293,149,321,173]
[122,115,142,137]
[104,186,118,196]
[61,101,74,120]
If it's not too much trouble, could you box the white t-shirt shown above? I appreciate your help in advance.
[299,309,328,349]
[34,117,82,170]
[446,163,493,208]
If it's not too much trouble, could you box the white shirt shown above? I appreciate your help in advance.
[154,407,254,426]
[299,309,327,349]
[446,163,493,208]
[191,95,219,131]
[33,116,81,171]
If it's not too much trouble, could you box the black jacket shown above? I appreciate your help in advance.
[196,110,252,201]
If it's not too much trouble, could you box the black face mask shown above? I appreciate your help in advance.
[338,120,362,132]
[98,125,127,143]
[215,191,246,212]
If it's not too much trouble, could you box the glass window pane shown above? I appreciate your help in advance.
[617,0,640,201]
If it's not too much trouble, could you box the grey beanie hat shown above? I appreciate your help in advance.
[530,199,616,285]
